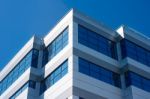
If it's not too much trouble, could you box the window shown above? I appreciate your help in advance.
[9,80,36,99]
[78,25,118,59]
[121,39,150,67]
[29,80,36,89]
[40,60,68,94]
[42,27,68,67]
[79,57,121,88]
[0,49,39,95]
[125,71,150,92]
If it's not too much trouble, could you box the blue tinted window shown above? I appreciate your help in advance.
[121,39,150,67]
[29,80,36,89]
[62,29,68,46]
[79,57,121,88]
[42,48,48,66]
[9,80,36,99]
[78,25,118,59]
[125,71,150,92]
[79,58,90,75]
[42,27,68,67]
[31,50,39,68]
[0,49,38,95]
[40,80,47,95]
[40,60,68,94]
[55,35,63,53]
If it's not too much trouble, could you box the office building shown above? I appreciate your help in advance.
[0,9,150,99]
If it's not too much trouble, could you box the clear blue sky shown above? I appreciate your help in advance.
[0,0,150,70]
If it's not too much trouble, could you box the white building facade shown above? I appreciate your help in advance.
[0,9,150,99]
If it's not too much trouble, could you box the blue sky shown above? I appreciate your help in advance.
[0,0,150,70]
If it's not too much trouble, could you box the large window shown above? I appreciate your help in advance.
[42,27,68,67]
[79,57,121,88]
[121,39,150,67]
[78,25,117,59]
[0,49,39,95]
[40,60,68,94]
[125,71,150,92]
[10,80,36,99]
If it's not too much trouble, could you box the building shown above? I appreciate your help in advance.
[0,9,150,99]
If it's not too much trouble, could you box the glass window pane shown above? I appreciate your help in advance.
[79,57,121,88]
[62,68,68,76]
[54,67,61,76]
[121,39,150,67]
[90,71,99,79]
[78,25,117,59]
[54,74,61,83]
[55,35,62,52]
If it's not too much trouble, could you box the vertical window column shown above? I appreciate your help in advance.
[40,60,68,94]
[42,27,68,67]
[31,49,39,68]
